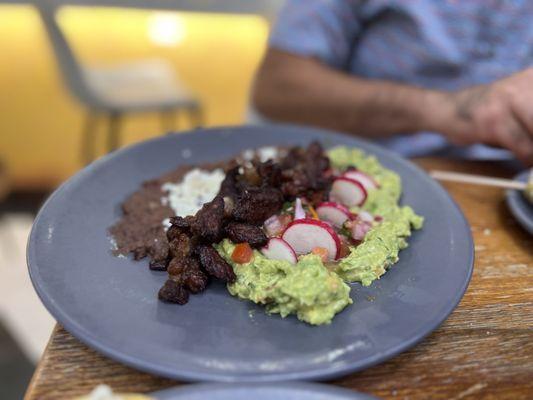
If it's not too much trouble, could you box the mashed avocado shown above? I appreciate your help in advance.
[328,146,423,284]
[217,239,352,325]
[217,146,422,325]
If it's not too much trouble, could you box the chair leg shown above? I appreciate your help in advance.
[81,112,97,165]
[107,112,122,153]
[160,110,177,134]
[189,105,204,128]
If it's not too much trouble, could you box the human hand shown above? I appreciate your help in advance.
[444,68,533,165]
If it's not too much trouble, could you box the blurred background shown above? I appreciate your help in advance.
[0,0,282,397]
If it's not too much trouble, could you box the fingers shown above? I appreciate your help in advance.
[500,112,533,166]
[510,94,533,138]
[448,69,533,166]
[509,98,533,165]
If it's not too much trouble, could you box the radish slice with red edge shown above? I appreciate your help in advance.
[316,202,352,228]
[261,238,297,264]
[263,214,292,237]
[329,177,367,207]
[350,220,373,241]
[263,215,283,237]
[282,218,341,260]
[358,210,374,223]
[343,170,379,190]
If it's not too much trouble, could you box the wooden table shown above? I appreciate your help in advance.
[25,158,533,400]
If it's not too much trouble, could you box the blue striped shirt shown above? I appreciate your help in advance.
[269,0,533,158]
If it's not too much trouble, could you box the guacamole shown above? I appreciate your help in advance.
[218,146,423,325]
[328,147,423,284]
[218,240,352,325]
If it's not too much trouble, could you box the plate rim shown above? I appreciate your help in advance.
[27,123,474,382]
[151,382,377,399]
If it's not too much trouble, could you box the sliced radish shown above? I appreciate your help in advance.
[294,198,306,220]
[349,220,373,241]
[263,214,293,237]
[329,177,367,207]
[343,170,379,190]
[358,210,374,223]
[316,201,352,228]
[282,218,341,260]
[263,214,283,237]
[261,238,297,264]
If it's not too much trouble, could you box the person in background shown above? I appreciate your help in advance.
[252,0,533,166]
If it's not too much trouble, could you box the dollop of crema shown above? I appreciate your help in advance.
[161,168,225,223]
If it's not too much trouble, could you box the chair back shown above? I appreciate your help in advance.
[36,0,100,108]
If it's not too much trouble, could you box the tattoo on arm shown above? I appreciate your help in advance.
[454,85,489,121]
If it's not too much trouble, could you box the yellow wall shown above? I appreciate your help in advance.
[0,5,268,189]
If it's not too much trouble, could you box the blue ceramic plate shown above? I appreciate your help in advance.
[506,171,533,234]
[152,383,377,399]
[27,125,473,382]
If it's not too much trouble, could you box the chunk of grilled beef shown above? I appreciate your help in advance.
[278,141,331,199]
[171,216,190,229]
[224,222,268,248]
[256,160,282,188]
[241,164,262,186]
[167,254,199,277]
[149,259,168,271]
[218,165,240,200]
[233,186,284,225]
[306,188,330,207]
[168,232,192,259]
[280,146,305,169]
[304,141,331,191]
[158,279,189,304]
[280,168,311,199]
[190,195,225,242]
[183,269,208,293]
[196,244,236,283]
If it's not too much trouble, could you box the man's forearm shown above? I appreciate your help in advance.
[253,50,453,138]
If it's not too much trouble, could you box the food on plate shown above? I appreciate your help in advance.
[109,142,423,325]
[220,240,351,326]
[76,385,151,400]
[281,218,341,261]
[330,176,367,207]
[315,202,352,228]
[261,237,297,264]
[526,170,533,203]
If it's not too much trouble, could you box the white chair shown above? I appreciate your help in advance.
[38,1,203,164]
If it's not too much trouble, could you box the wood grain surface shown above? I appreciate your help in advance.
[25,158,533,400]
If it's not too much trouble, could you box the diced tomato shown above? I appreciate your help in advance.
[231,243,254,264]
[311,247,329,262]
